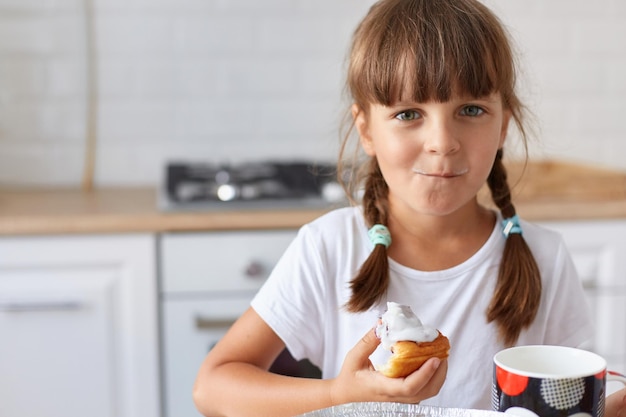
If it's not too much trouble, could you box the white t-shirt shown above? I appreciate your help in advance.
[251,206,594,410]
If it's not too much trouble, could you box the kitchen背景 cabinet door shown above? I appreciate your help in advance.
[0,234,160,417]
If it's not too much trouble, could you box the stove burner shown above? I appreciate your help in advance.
[160,160,344,211]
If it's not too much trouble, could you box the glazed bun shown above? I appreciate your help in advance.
[377,332,450,378]
[375,302,450,378]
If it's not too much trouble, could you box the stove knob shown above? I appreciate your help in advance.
[321,181,345,203]
[217,183,239,201]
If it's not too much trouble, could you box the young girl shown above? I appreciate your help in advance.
[193,1,626,416]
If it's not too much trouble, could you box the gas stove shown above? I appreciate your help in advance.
[159,160,345,211]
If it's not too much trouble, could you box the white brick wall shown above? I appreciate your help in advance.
[0,0,625,187]
[483,0,626,167]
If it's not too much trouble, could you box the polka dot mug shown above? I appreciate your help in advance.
[493,345,626,417]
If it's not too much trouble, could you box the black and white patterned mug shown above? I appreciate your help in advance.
[493,345,626,417]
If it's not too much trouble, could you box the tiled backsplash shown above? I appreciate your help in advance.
[0,0,625,187]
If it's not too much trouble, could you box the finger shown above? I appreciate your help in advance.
[366,358,442,403]
[401,357,441,386]
[609,387,626,417]
[355,327,381,356]
[344,327,381,370]
[395,358,446,400]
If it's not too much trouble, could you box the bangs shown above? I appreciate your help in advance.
[348,0,514,106]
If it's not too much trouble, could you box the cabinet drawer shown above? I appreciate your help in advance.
[160,230,297,293]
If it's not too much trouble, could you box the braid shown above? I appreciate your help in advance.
[345,159,391,312]
[486,150,542,346]
[487,150,515,218]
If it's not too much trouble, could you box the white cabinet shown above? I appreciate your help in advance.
[539,220,626,375]
[0,234,160,417]
[160,230,301,417]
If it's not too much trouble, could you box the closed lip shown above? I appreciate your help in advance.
[412,168,469,178]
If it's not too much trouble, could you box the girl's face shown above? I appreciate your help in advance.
[354,93,510,218]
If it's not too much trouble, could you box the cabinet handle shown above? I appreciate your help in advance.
[244,260,265,278]
[195,316,235,330]
[0,300,84,312]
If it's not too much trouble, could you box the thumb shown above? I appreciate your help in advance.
[348,327,381,365]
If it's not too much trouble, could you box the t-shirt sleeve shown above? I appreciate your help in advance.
[251,224,327,367]
[543,238,595,348]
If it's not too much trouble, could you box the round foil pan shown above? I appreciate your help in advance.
[296,402,505,417]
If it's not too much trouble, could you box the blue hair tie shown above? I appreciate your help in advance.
[368,224,391,248]
[501,215,522,238]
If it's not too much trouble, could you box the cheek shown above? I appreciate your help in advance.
[369,128,418,162]
[470,126,504,155]
[468,137,502,179]
[375,147,418,187]
[377,143,417,170]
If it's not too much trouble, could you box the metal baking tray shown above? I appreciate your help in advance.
[296,402,506,417]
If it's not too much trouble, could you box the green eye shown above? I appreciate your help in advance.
[461,105,484,117]
[396,110,420,121]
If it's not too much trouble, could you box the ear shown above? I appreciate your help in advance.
[352,104,375,156]
[499,110,512,148]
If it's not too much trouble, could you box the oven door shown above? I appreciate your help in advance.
[161,295,320,417]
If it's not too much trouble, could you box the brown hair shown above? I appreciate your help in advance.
[339,0,541,346]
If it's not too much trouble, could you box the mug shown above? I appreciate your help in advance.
[492,345,626,417]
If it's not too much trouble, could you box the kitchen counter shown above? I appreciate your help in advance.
[1,160,626,235]
[0,188,328,235]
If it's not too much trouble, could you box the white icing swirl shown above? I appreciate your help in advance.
[376,302,439,350]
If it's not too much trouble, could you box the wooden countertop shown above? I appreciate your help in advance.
[1,160,626,236]
[0,188,329,235]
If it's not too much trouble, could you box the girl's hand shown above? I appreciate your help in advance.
[329,327,448,406]
[606,387,626,417]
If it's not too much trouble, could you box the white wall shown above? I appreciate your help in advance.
[0,0,625,187]
[483,0,626,167]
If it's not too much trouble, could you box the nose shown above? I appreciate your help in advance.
[423,118,460,155]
